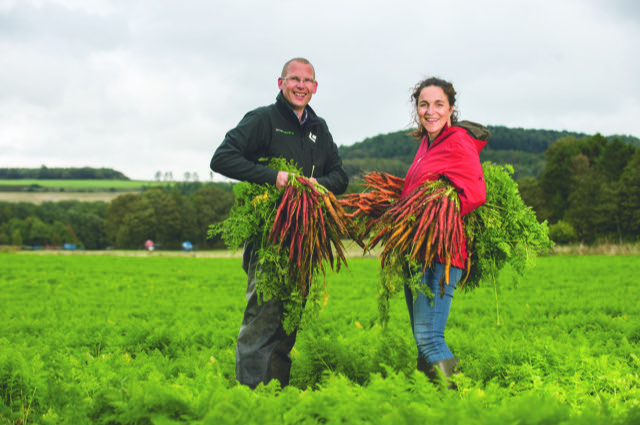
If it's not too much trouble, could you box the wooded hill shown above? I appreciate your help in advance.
[338,125,640,181]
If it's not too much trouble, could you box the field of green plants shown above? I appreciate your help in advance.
[1,252,639,424]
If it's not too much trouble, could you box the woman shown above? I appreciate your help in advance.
[402,77,489,389]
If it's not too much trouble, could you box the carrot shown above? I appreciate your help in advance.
[289,226,297,266]
[423,222,436,267]
[394,225,415,258]
[313,227,326,276]
[323,194,346,235]
[459,255,472,291]
[270,185,293,240]
[296,226,304,268]
[436,197,449,258]
[365,225,389,252]
[410,223,429,262]
[444,194,457,250]
[444,251,451,286]
[317,208,327,240]
[328,193,365,248]
[387,222,407,247]
[296,175,321,197]
[280,192,299,242]
[301,190,308,238]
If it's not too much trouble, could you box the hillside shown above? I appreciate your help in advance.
[338,125,640,181]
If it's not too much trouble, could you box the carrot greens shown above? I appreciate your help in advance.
[340,163,554,326]
[209,158,361,333]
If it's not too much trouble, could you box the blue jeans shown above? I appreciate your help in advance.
[404,263,462,363]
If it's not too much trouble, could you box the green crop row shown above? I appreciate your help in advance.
[1,253,639,424]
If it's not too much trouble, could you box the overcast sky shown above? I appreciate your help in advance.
[1,0,639,181]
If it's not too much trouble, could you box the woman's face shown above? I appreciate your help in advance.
[417,86,454,141]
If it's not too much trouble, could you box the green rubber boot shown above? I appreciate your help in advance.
[417,357,459,390]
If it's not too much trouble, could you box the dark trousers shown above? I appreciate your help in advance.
[235,241,298,389]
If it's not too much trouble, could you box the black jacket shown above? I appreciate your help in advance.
[210,92,349,195]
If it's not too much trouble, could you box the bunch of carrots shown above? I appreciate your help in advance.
[340,171,405,222]
[340,172,468,295]
[268,175,363,296]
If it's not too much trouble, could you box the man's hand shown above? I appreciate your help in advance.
[276,171,289,189]
[276,172,316,189]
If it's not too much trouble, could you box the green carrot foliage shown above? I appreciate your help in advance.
[2,254,640,423]
[208,158,331,334]
[375,162,554,327]
[463,162,554,291]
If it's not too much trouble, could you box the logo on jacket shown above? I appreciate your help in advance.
[309,132,317,143]
[276,128,295,135]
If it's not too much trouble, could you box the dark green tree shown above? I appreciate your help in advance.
[516,176,551,223]
[539,134,607,223]
[12,202,37,220]
[141,187,169,243]
[595,182,624,242]
[179,198,200,247]
[596,138,636,183]
[11,229,23,246]
[27,217,51,246]
[190,186,234,248]
[153,193,182,249]
[67,209,107,249]
[7,218,27,246]
[617,149,640,238]
[563,155,601,243]
[50,220,75,246]
[115,197,157,249]
[105,194,143,245]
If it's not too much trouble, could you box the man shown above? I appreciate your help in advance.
[210,58,349,389]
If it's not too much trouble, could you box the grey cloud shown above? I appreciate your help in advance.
[0,2,129,50]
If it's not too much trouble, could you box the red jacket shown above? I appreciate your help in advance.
[401,123,487,269]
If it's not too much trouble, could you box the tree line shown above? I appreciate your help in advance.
[1,127,639,249]
[340,128,640,244]
[338,126,639,182]
[518,134,640,244]
[0,183,234,250]
[0,166,129,180]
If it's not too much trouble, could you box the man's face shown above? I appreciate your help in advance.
[278,61,318,117]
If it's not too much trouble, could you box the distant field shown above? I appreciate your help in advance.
[0,191,141,204]
[0,179,168,203]
[0,179,165,190]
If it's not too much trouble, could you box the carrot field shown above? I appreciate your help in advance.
[1,252,639,424]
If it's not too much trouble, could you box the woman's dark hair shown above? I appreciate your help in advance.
[410,77,459,141]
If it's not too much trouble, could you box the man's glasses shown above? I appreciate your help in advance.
[283,76,315,86]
